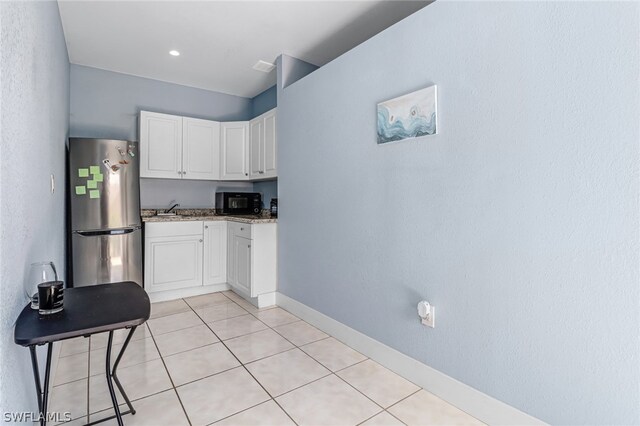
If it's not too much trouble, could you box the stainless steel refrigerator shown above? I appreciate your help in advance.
[69,138,142,287]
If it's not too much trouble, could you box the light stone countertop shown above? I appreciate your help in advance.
[141,209,277,224]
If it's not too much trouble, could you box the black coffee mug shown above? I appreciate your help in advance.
[38,281,64,315]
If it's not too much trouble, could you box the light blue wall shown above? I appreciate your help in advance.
[253,55,320,208]
[253,180,278,208]
[279,55,318,89]
[70,65,255,208]
[70,64,252,140]
[251,85,277,118]
[140,179,252,209]
[0,0,70,418]
[277,2,639,424]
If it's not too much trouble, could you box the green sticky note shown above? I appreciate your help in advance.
[90,165,100,175]
[75,186,86,195]
[94,173,104,182]
[78,168,89,177]
[89,190,100,199]
[87,180,97,189]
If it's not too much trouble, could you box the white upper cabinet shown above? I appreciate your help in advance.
[220,122,249,180]
[182,117,220,180]
[249,119,263,178]
[140,111,220,180]
[140,109,276,182]
[140,111,183,179]
[249,109,277,180]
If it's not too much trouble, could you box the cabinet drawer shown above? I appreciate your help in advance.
[229,222,251,239]
[145,221,203,238]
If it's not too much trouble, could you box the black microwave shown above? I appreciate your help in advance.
[215,192,262,215]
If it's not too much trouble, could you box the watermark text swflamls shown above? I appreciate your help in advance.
[3,411,71,423]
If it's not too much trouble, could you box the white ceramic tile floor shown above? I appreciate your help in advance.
[272,320,329,346]
[88,337,160,376]
[50,291,484,425]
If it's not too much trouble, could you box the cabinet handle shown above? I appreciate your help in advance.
[240,227,244,231]
[199,239,203,242]
[205,226,208,229]
[182,171,186,175]
[248,244,251,248]
[259,171,264,174]
[177,171,181,175]
[245,173,248,176]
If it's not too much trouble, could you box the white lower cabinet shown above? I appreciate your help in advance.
[144,222,204,293]
[144,220,276,304]
[203,221,227,285]
[227,222,277,299]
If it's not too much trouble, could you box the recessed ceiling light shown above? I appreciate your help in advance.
[253,60,275,73]
[169,50,180,57]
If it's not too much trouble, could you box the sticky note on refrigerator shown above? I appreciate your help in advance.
[78,168,89,177]
[87,180,97,189]
[90,165,101,175]
[75,186,86,195]
[94,173,104,182]
[89,190,100,199]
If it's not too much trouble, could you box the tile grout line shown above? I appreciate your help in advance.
[152,293,424,425]
[85,335,92,424]
[221,299,392,422]
[241,304,394,409]
[239,299,422,424]
[186,295,300,426]
[381,388,422,426]
[145,319,194,426]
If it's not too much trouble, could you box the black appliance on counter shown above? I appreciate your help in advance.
[215,192,262,215]
[270,198,278,218]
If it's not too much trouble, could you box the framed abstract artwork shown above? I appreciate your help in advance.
[377,85,437,144]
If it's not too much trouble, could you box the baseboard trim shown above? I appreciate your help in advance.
[147,283,230,303]
[276,292,545,426]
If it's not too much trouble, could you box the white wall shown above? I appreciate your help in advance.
[0,0,70,418]
[277,2,639,424]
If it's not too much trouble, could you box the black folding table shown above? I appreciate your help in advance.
[14,282,150,426]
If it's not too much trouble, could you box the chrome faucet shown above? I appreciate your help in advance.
[164,203,180,214]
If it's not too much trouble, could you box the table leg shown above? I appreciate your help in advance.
[29,343,53,426]
[85,327,138,426]
[104,331,124,426]
[29,346,43,415]
[111,327,137,415]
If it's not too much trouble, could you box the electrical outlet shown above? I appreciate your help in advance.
[417,301,435,328]
[421,306,435,328]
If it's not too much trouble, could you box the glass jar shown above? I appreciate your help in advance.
[25,261,58,309]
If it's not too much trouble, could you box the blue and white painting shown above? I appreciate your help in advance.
[377,85,437,144]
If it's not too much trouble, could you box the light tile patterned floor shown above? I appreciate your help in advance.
[51,291,484,425]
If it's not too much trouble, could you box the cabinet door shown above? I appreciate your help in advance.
[203,221,227,285]
[227,224,237,286]
[140,111,183,179]
[234,236,252,295]
[249,118,263,179]
[182,118,220,180]
[144,235,203,292]
[262,109,277,178]
[220,122,249,180]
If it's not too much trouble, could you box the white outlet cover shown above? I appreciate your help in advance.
[421,306,435,328]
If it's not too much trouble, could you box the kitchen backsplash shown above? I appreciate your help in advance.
[140,178,277,209]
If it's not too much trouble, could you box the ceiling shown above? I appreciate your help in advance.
[58,1,430,98]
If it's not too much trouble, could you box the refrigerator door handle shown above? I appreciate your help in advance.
[74,227,141,237]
